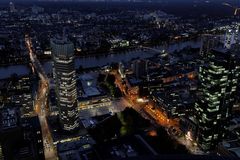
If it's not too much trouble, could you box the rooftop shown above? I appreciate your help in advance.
[78,73,102,98]
[220,139,240,158]
[0,107,19,130]
[57,136,97,160]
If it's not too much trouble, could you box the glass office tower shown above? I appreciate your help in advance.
[195,49,239,150]
[51,36,79,132]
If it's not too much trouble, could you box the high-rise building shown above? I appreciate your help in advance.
[224,25,239,49]
[132,59,148,79]
[51,36,79,132]
[199,34,219,57]
[9,2,16,13]
[195,49,240,151]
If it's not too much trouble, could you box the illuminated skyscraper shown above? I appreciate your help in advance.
[51,36,79,132]
[195,50,240,151]
[9,2,16,13]
[224,25,239,49]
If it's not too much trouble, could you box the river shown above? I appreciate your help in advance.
[0,40,201,79]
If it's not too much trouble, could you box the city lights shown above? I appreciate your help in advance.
[0,1,240,159]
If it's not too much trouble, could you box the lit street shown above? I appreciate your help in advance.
[0,1,239,159]
[112,69,176,126]
[26,35,58,160]
[112,69,204,154]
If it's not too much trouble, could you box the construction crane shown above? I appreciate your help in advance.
[223,2,240,15]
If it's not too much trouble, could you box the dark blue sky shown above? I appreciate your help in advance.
[0,0,212,1]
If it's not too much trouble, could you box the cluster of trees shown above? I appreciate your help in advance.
[98,73,122,98]
[88,108,150,143]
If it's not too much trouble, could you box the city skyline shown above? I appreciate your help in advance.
[0,0,239,159]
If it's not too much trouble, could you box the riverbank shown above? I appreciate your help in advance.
[0,39,201,79]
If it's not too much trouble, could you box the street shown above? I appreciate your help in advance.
[112,69,203,154]
[26,35,58,160]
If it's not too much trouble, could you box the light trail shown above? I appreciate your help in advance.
[112,69,176,127]
[25,35,57,160]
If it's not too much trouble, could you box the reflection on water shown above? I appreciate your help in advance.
[0,40,201,79]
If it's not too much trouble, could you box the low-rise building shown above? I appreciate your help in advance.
[77,73,113,118]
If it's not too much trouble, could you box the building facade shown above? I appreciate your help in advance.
[51,36,79,132]
[195,50,240,150]
[132,59,147,79]
[199,34,220,57]
[224,25,239,49]
[0,106,44,160]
